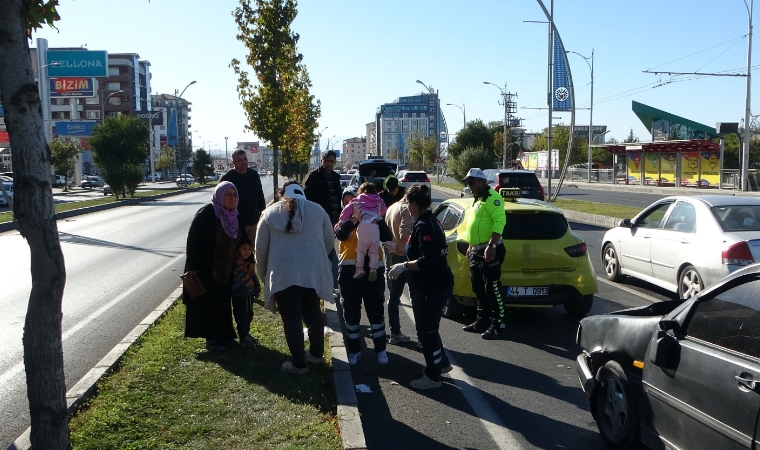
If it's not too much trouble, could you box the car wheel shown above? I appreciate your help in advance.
[602,244,624,282]
[678,265,703,299]
[563,294,593,317]
[442,296,465,319]
[594,360,641,450]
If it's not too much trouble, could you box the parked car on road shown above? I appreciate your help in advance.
[397,170,431,190]
[176,174,195,187]
[577,263,760,450]
[0,177,13,206]
[80,176,104,188]
[601,195,760,299]
[460,169,545,201]
[436,188,597,318]
[339,173,352,189]
[347,158,398,192]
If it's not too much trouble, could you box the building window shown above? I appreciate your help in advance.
[108,96,122,105]
[106,82,120,90]
[411,120,418,131]
[109,67,119,76]
[86,110,100,119]
[86,96,99,105]
[419,119,426,128]
[403,113,408,118]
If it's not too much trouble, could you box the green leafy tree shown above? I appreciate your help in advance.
[192,149,214,184]
[0,1,73,448]
[89,116,149,200]
[389,148,398,160]
[124,163,143,197]
[155,144,175,176]
[448,119,494,159]
[407,131,437,171]
[623,128,639,143]
[231,0,308,198]
[281,65,321,180]
[448,145,497,182]
[49,137,81,191]
[530,126,588,168]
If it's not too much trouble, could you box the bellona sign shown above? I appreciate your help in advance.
[46,50,108,77]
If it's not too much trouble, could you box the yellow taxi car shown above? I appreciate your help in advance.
[433,188,597,318]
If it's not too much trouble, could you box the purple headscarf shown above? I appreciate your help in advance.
[212,181,239,238]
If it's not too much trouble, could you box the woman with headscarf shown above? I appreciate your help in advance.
[183,181,252,352]
[256,180,335,374]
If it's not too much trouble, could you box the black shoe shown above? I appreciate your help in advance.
[481,325,506,340]
[463,321,489,333]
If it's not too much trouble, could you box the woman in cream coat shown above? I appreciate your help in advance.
[256,180,334,374]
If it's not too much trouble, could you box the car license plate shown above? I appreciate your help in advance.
[506,287,549,297]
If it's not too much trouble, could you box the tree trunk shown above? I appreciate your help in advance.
[272,142,279,201]
[0,3,71,449]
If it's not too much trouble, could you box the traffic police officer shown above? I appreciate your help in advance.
[461,168,507,339]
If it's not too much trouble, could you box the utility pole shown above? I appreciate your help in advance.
[484,82,521,169]
[224,136,229,171]
[743,0,754,191]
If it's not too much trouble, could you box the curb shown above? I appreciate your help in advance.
[7,287,182,450]
[0,185,212,234]
[324,300,367,450]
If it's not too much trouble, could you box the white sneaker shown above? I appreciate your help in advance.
[348,352,361,366]
[388,333,411,345]
[410,375,442,390]
[305,351,326,364]
[281,361,309,375]
[377,350,388,365]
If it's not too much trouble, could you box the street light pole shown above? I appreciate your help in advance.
[224,136,229,171]
[566,49,594,183]
[743,0,754,191]
[446,103,466,129]
[484,81,509,169]
[174,80,197,175]
[101,89,126,124]
[417,79,439,172]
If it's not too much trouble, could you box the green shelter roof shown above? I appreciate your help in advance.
[632,101,721,138]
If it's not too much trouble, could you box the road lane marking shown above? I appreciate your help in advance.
[402,293,524,450]
[596,277,665,303]
[93,227,124,238]
[0,253,185,388]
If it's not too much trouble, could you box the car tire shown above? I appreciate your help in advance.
[678,265,703,300]
[442,295,465,319]
[563,294,593,317]
[602,244,624,282]
[594,360,641,450]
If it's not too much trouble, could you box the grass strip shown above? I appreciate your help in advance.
[69,300,341,450]
[551,197,642,219]
[431,180,464,191]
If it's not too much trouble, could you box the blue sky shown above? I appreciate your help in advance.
[32,0,757,153]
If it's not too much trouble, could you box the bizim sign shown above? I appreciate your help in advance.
[55,121,97,137]
[47,50,108,77]
[50,78,95,97]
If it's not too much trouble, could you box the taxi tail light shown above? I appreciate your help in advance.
[539,184,546,200]
[722,241,754,266]
[565,242,588,257]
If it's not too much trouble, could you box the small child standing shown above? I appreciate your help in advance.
[339,182,387,282]
[232,238,259,348]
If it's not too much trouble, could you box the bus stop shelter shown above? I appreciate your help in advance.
[593,139,722,188]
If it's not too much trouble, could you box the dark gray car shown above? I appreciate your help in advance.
[576,263,760,450]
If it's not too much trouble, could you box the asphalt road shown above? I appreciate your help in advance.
[351,186,677,450]
[0,177,275,448]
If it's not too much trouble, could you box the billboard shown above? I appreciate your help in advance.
[47,50,108,77]
[49,77,95,97]
[135,110,163,126]
[54,121,97,137]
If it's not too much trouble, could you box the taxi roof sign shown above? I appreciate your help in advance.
[499,188,521,202]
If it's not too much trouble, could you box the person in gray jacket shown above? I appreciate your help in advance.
[256,180,334,374]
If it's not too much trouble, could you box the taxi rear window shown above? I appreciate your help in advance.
[499,173,541,188]
[404,172,428,181]
[503,212,567,240]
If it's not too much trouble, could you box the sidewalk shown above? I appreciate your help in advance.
[541,176,760,198]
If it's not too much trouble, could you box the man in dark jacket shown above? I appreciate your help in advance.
[379,175,406,208]
[221,150,266,241]
[304,150,342,297]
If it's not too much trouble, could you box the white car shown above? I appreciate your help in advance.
[397,170,431,190]
[601,195,760,299]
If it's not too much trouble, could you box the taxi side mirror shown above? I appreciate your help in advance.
[618,219,632,228]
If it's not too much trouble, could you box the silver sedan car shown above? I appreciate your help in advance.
[601,195,760,299]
